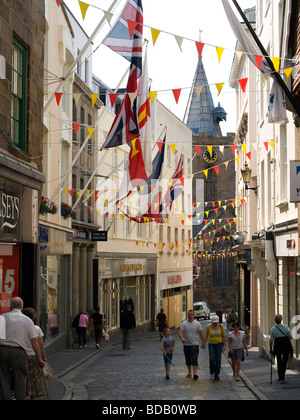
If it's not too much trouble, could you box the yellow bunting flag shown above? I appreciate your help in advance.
[235,156,240,166]
[91,94,98,108]
[203,169,208,179]
[284,67,293,82]
[216,83,224,96]
[170,144,176,154]
[272,57,280,73]
[151,28,161,46]
[207,146,213,157]
[87,126,94,139]
[241,144,247,154]
[78,1,89,20]
[149,91,157,104]
[216,47,225,63]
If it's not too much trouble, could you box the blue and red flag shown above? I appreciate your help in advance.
[103,0,143,77]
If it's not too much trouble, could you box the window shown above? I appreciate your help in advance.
[11,38,27,150]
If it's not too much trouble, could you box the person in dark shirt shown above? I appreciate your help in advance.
[90,307,106,349]
[120,305,136,349]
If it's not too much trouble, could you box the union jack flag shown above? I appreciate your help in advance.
[101,65,139,149]
[103,0,143,77]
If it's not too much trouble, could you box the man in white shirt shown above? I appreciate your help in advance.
[179,310,206,380]
[0,315,5,339]
[0,297,45,400]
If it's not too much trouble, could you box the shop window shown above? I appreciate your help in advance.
[39,255,66,344]
[11,37,27,151]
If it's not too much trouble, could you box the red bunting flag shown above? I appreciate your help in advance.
[127,20,138,39]
[255,55,263,71]
[214,166,219,175]
[109,93,118,108]
[56,0,62,6]
[55,92,63,106]
[172,89,181,104]
[230,145,236,156]
[195,145,201,156]
[195,42,205,60]
[264,142,269,151]
[246,151,251,160]
[73,123,80,135]
[238,78,248,93]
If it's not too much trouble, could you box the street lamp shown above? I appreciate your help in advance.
[241,163,258,195]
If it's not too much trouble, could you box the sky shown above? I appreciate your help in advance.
[64,0,256,134]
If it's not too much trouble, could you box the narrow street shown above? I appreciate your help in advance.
[60,326,257,401]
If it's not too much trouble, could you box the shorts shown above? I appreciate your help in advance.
[163,353,173,365]
[184,345,199,366]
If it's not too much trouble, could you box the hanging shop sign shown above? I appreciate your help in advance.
[0,191,20,235]
[0,244,20,315]
[290,161,300,202]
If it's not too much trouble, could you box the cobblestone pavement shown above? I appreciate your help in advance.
[64,334,257,401]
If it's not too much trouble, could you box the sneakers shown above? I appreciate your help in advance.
[96,344,100,349]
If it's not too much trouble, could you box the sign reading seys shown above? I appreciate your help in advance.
[0,191,20,235]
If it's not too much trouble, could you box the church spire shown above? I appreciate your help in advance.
[184,53,226,137]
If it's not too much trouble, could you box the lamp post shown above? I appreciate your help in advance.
[241,163,258,195]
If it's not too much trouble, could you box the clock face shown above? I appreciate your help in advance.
[203,148,218,164]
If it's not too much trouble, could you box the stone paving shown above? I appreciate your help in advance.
[65,333,257,401]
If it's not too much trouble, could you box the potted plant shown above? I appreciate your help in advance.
[61,202,75,219]
[40,197,58,215]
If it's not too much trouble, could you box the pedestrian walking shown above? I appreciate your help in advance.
[269,314,293,384]
[22,307,47,400]
[77,309,89,349]
[90,307,106,349]
[160,328,175,380]
[179,310,206,380]
[0,315,5,339]
[0,297,44,400]
[226,308,238,330]
[228,322,248,381]
[120,304,136,349]
[206,315,226,381]
[156,308,168,340]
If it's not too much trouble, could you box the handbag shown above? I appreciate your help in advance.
[42,362,54,380]
[275,325,293,358]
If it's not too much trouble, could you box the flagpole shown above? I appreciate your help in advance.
[43,0,120,114]
[49,64,130,204]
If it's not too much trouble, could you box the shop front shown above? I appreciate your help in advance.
[0,160,44,316]
[38,224,72,353]
[159,270,193,328]
[96,254,157,333]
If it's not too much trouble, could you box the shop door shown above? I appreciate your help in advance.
[0,244,20,314]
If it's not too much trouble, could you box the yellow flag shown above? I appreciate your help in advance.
[203,169,208,179]
[91,93,98,108]
[216,47,225,63]
[272,57,280,73]
[170,144,176,154]
[235,156,240,166]
[284,67,293,82]
[151,28,161,46]
[87,126,94,139]
[79,1,89,20]
[149,91,157,104]
[216,83,224,96]
[241,144,247,154]
[207,146,213,157]
[269,140,274,150]
[194,86,203,99]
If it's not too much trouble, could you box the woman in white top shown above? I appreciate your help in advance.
[228,322,248,381]
[23,308,47,400]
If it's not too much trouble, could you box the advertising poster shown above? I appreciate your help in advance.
[0,244,20,315]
